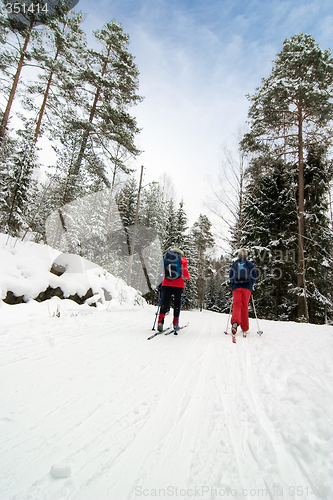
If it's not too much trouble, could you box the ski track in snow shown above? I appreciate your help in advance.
[1,307,333,500]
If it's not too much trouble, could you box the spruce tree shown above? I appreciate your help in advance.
[115,176,137,255]
[137,182,167,298]
[239,158,298,321]
[303,146,333,323]
[139,181,166,244]
[162,200,197,310]
[173,201,188,249]
[0,124,39,236]
[181,231,198,311]
[241,33,333,320]
[205,255,231,313]
[192,214,215,311]
[162,198,177,253]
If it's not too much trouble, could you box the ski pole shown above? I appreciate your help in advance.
[251,295,263,336]
[152,289,163,330]
[174,291,185,335]
[224,299,233,334]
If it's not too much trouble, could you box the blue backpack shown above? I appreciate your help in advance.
[164,250,182,280]
[234,260,250,283]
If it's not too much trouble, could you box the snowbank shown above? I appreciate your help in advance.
[0,234,146,323]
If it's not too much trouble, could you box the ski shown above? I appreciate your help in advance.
[165,323,189,335]
[147,327,172,340]
[225,330,263,337]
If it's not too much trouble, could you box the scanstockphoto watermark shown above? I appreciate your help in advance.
[134,486,269,497]
[251,247,297,264]
[249,247,297,282]
[135,485,333,498]
[219,266,287,283]
[218,248,297,282]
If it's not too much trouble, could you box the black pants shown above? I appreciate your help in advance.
[160,286,184,318]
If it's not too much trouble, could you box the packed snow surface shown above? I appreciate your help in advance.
[0,238,332,500]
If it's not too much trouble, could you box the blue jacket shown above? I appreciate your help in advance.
[229,259,257,292]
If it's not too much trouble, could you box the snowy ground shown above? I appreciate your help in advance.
[1,237,333,500]
[1,304,332,500]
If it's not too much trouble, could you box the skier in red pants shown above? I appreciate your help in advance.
[229,248,257,342]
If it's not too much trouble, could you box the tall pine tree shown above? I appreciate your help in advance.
[241,33,333,320]
[61,20,142,205]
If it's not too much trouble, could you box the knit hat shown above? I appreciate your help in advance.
[170,247,184,256]
[238,248,248,260]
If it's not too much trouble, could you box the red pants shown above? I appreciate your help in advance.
[231,288,252,331]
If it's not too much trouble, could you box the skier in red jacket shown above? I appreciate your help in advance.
[157,248,190,332]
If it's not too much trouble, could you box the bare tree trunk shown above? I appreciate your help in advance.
[237,151,245,248]
[34,46,60,143]
[329,186,333,232]
[61,50,110,205]
[138,248,153,293]
[0,19,34,140]
[110,145,121,194]
[127,165,144,286]
[297,105,309,322]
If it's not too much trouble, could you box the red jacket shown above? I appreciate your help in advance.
[162,256,190,288]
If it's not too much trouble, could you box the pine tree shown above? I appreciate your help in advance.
[0,5,11,80]
[107,143,135,193]
[27,7,87,144]
[61,20,142,205]
[241,33,333,321]
[0,0,55,140]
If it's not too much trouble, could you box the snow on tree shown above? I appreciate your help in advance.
[191,214,215,311]
[239,158,298,321]
[61,20,142,205]
[241,33,333,321]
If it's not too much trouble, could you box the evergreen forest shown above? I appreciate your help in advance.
[1,3,332,324]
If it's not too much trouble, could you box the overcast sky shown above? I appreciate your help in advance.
[39,1,333,228]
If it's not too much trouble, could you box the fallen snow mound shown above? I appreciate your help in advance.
[0,233,145,311]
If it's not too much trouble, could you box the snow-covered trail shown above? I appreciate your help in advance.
[1,306,332,500]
